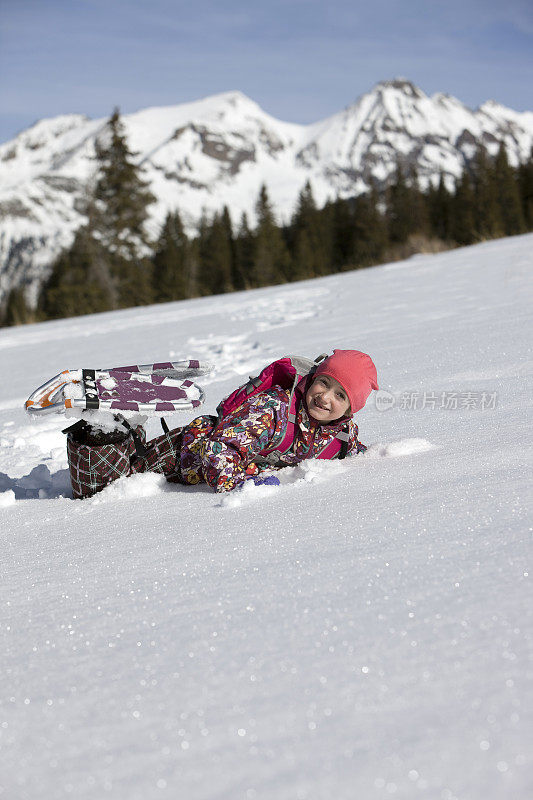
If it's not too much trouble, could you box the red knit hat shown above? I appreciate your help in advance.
[314,350,379,413]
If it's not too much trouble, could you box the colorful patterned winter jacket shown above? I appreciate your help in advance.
[177,385,366,492]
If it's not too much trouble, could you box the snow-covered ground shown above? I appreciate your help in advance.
[1,235,532,800]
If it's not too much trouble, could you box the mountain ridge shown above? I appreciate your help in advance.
[1,79,532,305]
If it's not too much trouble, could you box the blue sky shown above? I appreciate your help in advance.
[1,0,532,143]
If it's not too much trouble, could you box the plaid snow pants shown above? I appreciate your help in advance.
[67,426,184,499]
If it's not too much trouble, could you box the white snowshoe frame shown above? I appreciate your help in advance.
[25,360,212,417]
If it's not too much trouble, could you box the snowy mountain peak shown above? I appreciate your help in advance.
[1,80,532,306]
[372,77,427,99]
[0,114,90,168]
[207,89,259,109]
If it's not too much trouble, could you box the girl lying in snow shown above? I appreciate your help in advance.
[66,349,379,499]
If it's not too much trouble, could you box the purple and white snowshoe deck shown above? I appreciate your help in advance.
[25,360,211,417]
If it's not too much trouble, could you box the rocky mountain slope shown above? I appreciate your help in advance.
[1,79,532,305]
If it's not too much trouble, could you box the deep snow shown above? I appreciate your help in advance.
[1,235,532,799]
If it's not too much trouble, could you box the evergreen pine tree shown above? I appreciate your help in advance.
[471,144,502,239]
[153,211,189,302]
[493,142,526,236]
[185,238,201,299]
[351,184,388,266]
[37,109,157,321]
[194,211,211,296]
[450,172,476,246]
[406,167,430,236]
[92,109,156,256]
[518,147,533,230]
[91,108,156,307]
[38,228,113,320]
[291,228,316,280]
[112,254,154,309]
[1,287,33,327]
[328,198,356,270]
[428,173,453,241]
[221,206,237,290]
[200,211,234,295]
[250,185,290,287]
[233,213,254,290]
[289,181,331,279]
[386,164,415,243]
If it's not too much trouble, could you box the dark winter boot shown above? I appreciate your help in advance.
[62,418,130,445]
[64,417,147,499]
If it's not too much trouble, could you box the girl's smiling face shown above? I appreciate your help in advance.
[306,374,350,422]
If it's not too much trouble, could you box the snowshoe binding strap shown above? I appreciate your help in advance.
[82,369,99,410]
[121,418,148,458]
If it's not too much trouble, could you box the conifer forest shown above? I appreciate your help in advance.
[2,109,532,327]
